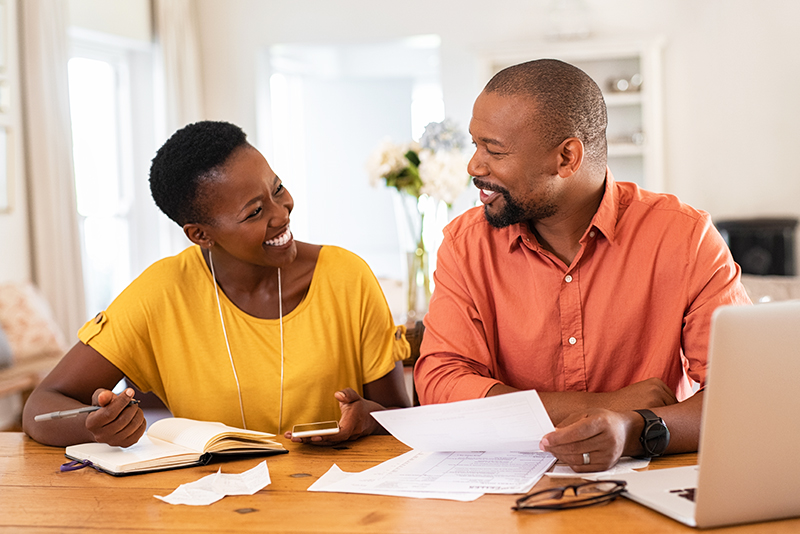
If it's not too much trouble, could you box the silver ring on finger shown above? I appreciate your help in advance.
[582,452,591,465]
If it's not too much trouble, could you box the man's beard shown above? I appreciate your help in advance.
[473,178,557,228]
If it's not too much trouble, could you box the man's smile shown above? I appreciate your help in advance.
[473,178,505,206]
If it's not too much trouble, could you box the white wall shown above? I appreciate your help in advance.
[660,2,800,218]
[67,0,151,42]
[195,0,800,231]
[301,77,413,277]
[0,0,30,283]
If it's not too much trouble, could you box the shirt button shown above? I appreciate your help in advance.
[564,275,573,283]
[568,337,577,345]
[589,231,596,238]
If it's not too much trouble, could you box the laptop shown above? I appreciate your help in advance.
[606,300,800,528]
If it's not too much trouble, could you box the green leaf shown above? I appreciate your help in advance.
[405,150,421,167]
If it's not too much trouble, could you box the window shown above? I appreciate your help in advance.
[263,37,445,283]
[67,38,157,317]
[68,53,132,316]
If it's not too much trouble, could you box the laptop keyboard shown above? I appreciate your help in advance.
[669,488,696,502]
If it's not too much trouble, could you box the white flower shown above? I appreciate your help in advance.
[365,139,409,186]
[366,120,468,205]
[418,149,471,205]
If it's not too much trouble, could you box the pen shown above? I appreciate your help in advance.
[34,399,140,422]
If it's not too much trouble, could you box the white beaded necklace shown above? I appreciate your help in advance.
[208,250,285,433]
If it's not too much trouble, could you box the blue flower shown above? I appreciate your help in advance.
[420,119,468,153]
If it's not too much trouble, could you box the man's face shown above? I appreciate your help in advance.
[468,91,562,228]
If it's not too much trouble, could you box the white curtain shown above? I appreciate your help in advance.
[153,0,206,256]
[19,0,86,338]
[153,0,204,132]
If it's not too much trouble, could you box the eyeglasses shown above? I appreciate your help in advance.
[512,480,627,511]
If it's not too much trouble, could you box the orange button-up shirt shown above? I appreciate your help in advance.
[415,174,751,405]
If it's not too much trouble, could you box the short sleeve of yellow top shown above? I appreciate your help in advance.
[77,245,408,434]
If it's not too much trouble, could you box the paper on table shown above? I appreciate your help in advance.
[311,449,555,498]
[155,461,271,505]
[309,390,557,500]
[370,389,555,452]
[544,457,650,479]
[309,461,483,501]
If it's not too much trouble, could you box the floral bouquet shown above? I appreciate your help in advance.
[366,119,471,321]
[365,118,471,205]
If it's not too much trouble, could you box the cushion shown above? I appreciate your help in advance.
[0,282,67,362]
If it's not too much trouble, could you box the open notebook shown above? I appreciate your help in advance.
[606,301,800,528]
[65,417,287,476]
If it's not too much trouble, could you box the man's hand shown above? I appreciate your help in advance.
[597,377,678,413]
[85,387,146,447]
[284,388,381,446]
[540,409,639,472]
[538,386,703,472]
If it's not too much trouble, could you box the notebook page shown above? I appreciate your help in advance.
[147,418,276,453]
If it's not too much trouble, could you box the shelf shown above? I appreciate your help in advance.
[604,92,643,107]
[479,38,663,190]
[608,143,646,157]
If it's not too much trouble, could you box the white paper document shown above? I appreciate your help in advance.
[310,449,555,498]
[309,460,483,501]
[155,461,271,505]
[370,389,556,452]
[546,456,651,479]
[310,390,556,500]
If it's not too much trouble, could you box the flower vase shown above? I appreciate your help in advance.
[406,239,431,324]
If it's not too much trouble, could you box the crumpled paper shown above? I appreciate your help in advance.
[155,461,271,505]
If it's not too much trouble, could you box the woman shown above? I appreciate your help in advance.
[23,121,410,447]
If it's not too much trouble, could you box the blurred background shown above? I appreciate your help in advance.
[2,0,800,426]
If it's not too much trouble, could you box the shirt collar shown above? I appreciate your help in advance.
[505,168,620,252]
[588,168,619,244]
[507,221,530,253]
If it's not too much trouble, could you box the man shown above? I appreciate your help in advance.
[414,59,750,472]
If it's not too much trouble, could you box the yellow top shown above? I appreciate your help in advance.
[78,245,407,434]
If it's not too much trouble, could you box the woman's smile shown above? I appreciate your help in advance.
[264,226,293,247]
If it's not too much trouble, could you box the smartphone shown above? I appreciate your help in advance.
[291,420,340,438]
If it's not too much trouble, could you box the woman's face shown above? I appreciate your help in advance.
[197,144,297,268]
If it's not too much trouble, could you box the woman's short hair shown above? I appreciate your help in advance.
[149,120,248,226]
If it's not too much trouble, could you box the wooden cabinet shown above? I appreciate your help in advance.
[478,39,664,191]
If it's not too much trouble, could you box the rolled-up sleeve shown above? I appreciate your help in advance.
[681,213,752,388]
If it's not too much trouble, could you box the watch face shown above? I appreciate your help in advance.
[643,420,670,456]
[635,409,671,457]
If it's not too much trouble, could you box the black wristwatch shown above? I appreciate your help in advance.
[634,409,670,457]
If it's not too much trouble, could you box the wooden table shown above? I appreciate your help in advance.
[1,432,798,533]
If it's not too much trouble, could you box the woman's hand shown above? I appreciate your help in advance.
[284,388,382,446]
[85,387,146,447]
